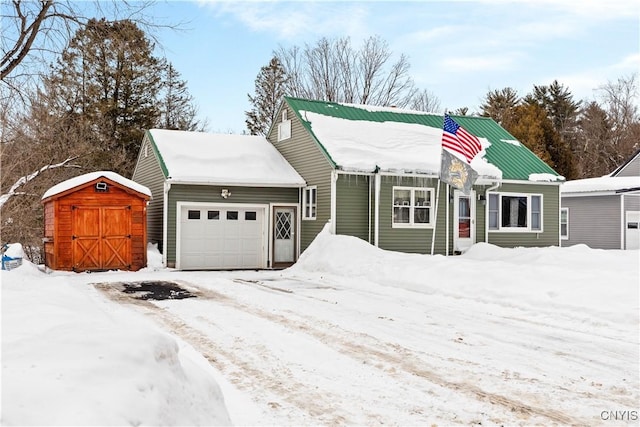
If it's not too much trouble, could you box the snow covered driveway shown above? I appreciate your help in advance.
[96,246,638,427]
[3,232,638,426]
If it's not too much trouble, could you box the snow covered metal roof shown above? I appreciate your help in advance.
[42,171,152,200]
[561,175,640,195]
[147,129,305,187]
[284,97,562,181]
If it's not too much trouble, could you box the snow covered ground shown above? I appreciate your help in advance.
[1,229,639,426]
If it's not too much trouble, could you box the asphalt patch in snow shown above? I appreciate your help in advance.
[119,281,197,301]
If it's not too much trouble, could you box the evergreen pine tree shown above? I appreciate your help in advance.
[158,61,205,131]
[504,103,577,179]
[480,87,520,125]
[246,57,289,136]
[44,18,163,175]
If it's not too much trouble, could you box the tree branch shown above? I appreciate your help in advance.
[0,157,81,209]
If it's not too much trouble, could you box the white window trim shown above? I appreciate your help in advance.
[277,110,291,142]
[488,192,544,233]
[392,186,434,228]
[560,207,569,240]
[302,186,317,220]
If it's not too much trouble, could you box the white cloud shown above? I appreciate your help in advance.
[439,54,520,72]
[197,1,370,41]
[474,0,639,21]
[611,53,640,72]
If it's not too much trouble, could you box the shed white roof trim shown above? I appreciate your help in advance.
[561,175,640,194]
[42,171,152,200]
[148,129,305,186]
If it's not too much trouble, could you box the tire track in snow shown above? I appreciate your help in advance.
[98,280,580,426]
[95,282,354,426]
[190,281,581,426]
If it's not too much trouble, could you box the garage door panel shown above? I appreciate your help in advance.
[179,205,265,270]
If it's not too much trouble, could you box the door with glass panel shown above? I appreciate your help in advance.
[454,190,475,253]
[273,206,296,267]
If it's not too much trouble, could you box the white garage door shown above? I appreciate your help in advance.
[178,204,266,270]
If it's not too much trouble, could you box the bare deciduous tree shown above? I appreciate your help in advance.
[1,1,165,80]
[409,88,442,113]
[275,35,418,108]
[595,73,639,168]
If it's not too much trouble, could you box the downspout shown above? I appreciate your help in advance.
[162,180,171,268]
[368,176,372,244]
[330,170,338,234]
[620,194,625,249]
[484,180,501,245]
[374,172,381,247]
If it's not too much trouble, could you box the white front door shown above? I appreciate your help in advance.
[625,211,640,250]
[273,206,296,266]
[454,190,475,253]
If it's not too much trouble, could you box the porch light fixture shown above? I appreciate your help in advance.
[221,189,231,199]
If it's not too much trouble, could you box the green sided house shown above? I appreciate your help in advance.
[267,97,564,256]
[132,129,305,270]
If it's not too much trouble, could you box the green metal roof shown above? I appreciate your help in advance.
[145,130,170,178]
[284,96,561,181]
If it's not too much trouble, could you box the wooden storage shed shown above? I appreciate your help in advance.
[42,171,151,272]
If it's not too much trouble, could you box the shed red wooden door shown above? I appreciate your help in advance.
[72,207,101,270]
[72,205,131,271]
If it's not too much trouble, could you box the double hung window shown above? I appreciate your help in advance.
[560,208,569,239]
[392,187,433,227]
[303,186,317,220]
[488,192,542,231]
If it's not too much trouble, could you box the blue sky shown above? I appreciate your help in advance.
[149,0,639,134]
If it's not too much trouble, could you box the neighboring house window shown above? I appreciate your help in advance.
[392,187,433,227]
[303,186,317,220]
[560,208,569,239]
[488,193,543,231]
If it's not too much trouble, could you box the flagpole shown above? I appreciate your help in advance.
[446,184,450,256]
[431,179,441,255]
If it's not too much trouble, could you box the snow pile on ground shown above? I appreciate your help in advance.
[291,226,639,327]
[1,261,230,426]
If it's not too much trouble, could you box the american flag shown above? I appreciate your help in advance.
[441,114,482,164]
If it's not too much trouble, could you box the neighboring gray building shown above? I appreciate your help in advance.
[561,150,640,250]
[132,129,305,270]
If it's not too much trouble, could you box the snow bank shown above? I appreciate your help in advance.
[1,262,231,426]
[291,226,639,326]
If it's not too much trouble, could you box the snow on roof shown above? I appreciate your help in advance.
[148,129,305,186]
[302,111,502,178]
[529,173,565,182]
[42,171,151,200]
[341,102,440,116]
[561,175,640,194]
